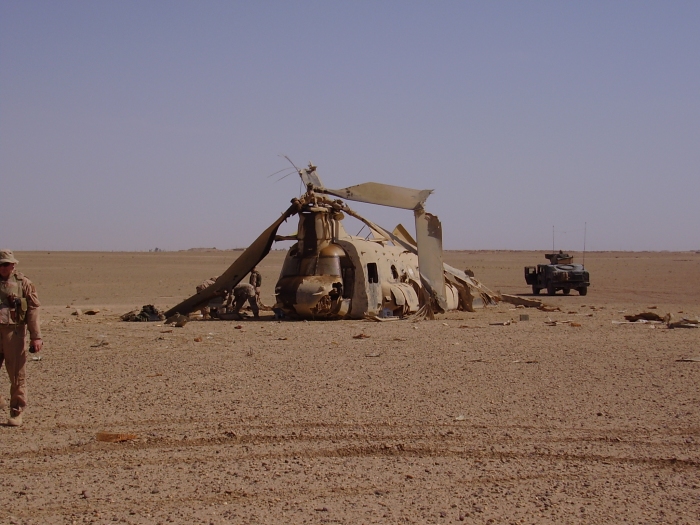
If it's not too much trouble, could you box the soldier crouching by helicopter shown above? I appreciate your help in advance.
[225,283,259,320]
[196,276,218,319]
[0,249,43,427]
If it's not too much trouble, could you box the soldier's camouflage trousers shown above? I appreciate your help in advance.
[0,325,27,413]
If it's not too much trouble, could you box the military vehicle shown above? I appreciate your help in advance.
[524,252,589,296]
[164,163,498,320]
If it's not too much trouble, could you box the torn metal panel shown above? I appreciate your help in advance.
[444,282,460,311]
[443,263,499,309]
[322,182,432,210]
[392,223,417,246]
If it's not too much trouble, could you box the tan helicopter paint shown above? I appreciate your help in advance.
[166,163,499,320]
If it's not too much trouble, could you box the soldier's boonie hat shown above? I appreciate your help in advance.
[0,249,19,264]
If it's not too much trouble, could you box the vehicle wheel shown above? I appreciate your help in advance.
[578,287,588,296]
[547,284,556,295]
[532,286,540,295]
[562,288,570,295]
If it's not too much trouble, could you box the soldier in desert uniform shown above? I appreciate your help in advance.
[0,249,43,427]
[196,276,224,319]
[225,283,260,319]
[249,267,262,304]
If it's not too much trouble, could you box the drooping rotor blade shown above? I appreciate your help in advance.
[322,182,432,210]
[164,202,300,317]
[414,208,447,311]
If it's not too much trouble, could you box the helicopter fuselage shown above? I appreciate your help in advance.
[273,199,460,319]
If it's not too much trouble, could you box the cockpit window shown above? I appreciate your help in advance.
[317,255,341,276]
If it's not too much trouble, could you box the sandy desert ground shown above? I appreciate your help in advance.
[0,249,698,524]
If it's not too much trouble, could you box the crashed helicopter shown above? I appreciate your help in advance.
[164,164,498,320]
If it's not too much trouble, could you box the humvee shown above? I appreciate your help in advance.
[524,252,589,296]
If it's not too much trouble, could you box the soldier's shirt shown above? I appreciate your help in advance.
[233,283,256,299]
[0,271,41,339]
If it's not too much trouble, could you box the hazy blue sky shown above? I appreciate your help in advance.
[2,1,698,252]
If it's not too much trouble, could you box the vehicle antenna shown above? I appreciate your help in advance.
[552,225,555,251]
[582,222,587,269]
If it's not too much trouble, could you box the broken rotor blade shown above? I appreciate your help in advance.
[321,182,432,210]
[164,203,300,317]
[414,208,447,311]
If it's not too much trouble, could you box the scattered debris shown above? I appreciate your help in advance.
[193,337,203,342]
[353,333,371,339]
[72,309,82,316]
[122,305,165,322]
[96,432,137,443]
[146,373,162,377]
[545,319,578,326]
[278,337,288,340]
[164,313,188,327]
[519,314,529,321]
[90,340,109,348]
[489,320,512,326]
[454,415,466,421]
[160,329,173,333]
[624,312,666,322]
[668,319,699,329]
[367,315,400,322]
[83,309,100,315]
[31,355,42,361]
[365,352,381,357]
[676,357,700,362]
[501,294,543,308]
[538,305,561,313]
[512,359,539,364]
